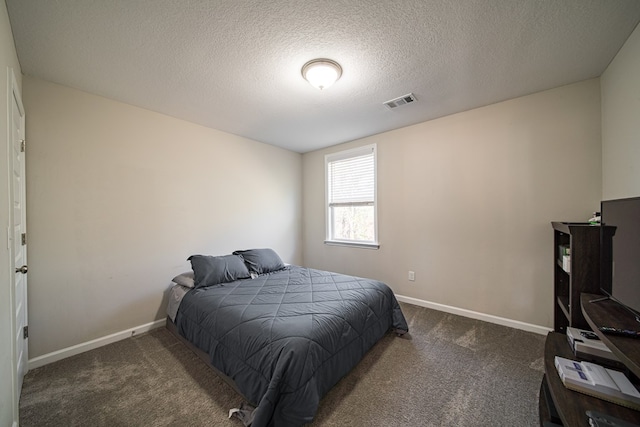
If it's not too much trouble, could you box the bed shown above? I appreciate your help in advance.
[166,249,408,427]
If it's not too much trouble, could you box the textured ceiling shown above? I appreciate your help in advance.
[6,1,640,153]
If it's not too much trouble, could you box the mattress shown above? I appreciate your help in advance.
[174,265,408,427]
[167,283,190,322]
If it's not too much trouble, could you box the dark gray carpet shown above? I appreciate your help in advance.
[19,303,545,426]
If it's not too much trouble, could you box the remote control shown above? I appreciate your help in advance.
[599,326,640,338]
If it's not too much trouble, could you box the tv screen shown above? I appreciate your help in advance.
[601,196,640,315]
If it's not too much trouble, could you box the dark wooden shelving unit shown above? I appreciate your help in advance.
[539,222,639,426]
[551,222,615,332]
[541,332,640,426]
[582,293,640,378]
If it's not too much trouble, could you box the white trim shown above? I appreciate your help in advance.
[28,319,165,369]
[325,143,378,244]
[325,144,375,163]
[324,240,380,249]
[7,67,23,427]
[395,294,552,336]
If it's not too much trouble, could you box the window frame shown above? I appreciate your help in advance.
[324,144,379,249]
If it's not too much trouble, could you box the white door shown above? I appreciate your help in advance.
[10,71,27,395]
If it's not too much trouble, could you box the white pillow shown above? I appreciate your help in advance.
[171,271,195,288]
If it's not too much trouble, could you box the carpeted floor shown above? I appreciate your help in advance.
[19,303,546,426]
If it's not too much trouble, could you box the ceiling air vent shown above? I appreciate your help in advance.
[384,93,417,110]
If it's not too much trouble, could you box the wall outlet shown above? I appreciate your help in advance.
[408,271,415,281]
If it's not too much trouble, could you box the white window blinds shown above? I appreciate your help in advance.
[325,144,378,247]
[328,151,374,205]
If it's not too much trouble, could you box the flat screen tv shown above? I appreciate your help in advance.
[600,196,640,318]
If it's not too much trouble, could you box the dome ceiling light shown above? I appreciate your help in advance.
[301,59,342,90]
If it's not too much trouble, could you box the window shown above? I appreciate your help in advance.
[325,144,378,248]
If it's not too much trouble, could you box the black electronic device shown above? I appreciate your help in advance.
[600,197,640,322]
[581,330,601,340]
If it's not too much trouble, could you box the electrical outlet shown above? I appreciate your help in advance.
[408,271,415,281]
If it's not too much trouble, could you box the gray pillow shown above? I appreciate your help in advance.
[187,254,251,288]
[171,271,195,288]
[233,248,285,274]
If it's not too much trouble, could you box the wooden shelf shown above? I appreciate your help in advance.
[551,222,614,332]
[543,332,640,426]
[543,222,629,426]
[557,296,570,320]
[551,222,595,234]
[581,293,640,378]
[538,375,552,425]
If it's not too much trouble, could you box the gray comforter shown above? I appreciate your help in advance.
[175,265,408,427]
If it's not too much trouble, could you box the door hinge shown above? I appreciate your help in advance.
[23,326,28,339]
[20,139,25,152]
[21,233,26,246]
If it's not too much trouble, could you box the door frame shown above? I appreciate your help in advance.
[7,67,25,426]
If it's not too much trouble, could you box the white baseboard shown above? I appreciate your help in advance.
[27,299,549,369]
[28,319,165,369]
[395,294,552,336]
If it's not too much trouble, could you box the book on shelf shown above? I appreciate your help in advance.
[555,356,640,410]
[558,245,570,256]
[557,245,571,272]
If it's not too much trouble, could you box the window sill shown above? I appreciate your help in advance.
[324,240,380,250]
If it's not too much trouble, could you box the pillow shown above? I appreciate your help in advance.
[187,254,251,288]
[171,271,195,288]
[232,248,285,274]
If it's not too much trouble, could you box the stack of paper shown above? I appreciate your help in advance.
[555,356,640,409]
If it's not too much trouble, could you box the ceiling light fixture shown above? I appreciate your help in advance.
[301,59,342,90]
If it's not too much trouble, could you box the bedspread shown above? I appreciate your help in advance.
[175,265,408,427]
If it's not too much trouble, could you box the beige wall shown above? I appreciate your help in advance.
[23,77,302,358]
[0,1,22,425]
[303,79,602,328]
[602,23,640,200]
[14,13,638,386]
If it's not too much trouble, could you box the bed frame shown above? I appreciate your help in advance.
[165,317,255,404]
